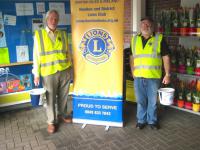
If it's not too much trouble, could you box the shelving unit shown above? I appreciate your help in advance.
[0,90,31,107]
[164,34,200,38]
[165,34,200,115]
[173,72,200,79]
[0,62,33,107]
[167,73,200,115]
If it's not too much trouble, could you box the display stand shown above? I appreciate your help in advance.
[81,123,110,131]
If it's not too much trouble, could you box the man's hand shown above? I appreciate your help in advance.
[34,77,40,87]
[162,74,170,85]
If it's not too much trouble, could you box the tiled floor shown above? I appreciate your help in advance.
[0,102,200,150]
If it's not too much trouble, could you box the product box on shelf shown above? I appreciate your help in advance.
[19,74,32,90]
[7,79,24,93]
[0,81,7,94]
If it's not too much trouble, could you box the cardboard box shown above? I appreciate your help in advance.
[19,74,32,90]
[7,79,23,93]
[0,82,7,94]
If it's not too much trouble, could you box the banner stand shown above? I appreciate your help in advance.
[72,96,123,130]
[71,1,124,129]
[80,124,111,132]
[76,122,122,132]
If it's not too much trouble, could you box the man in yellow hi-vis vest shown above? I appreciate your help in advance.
[130,17,171,130]
[32,10,72,134]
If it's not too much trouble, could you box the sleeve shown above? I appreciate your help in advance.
[32,31,41,77]
[160,38,171,56]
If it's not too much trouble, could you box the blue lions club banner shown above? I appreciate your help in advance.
[71,0,124,127]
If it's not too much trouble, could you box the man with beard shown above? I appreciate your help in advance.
[130,17,171,130]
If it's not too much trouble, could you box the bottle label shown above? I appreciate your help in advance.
[186,93,191,101]
[196,60,200,68]
[187,59,191,66]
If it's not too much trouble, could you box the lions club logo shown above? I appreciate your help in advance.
[79,29,115,64]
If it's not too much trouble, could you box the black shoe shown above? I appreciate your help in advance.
[149,123,160,130]
[136,123,145,130]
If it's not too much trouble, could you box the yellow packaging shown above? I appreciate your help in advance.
[192,103,200,112]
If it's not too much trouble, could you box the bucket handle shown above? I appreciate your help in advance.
[161,83,172,88]
[158,90,162,102]
[33,85,39,90]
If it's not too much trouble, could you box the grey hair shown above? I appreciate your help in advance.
[45,9,59,21]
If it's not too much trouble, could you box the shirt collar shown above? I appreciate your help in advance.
[45,26,58,34]
[138,32,155,38]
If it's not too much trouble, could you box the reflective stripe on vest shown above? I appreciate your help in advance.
[37,29,71,77]
[153,34,159,54]
[39,50,67,56]
[132,35,137,55]
[134,66,161,70]
[40,59,67,67]
[133,54,161,59]
[131,33,162,78]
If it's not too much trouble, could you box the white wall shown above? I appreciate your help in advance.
[124,0,145,48]
[132,0,146,35]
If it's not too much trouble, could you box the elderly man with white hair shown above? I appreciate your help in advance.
[32,9,72,134]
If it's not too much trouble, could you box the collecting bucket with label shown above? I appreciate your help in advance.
[30,88,46,107]
[158,88,175,105]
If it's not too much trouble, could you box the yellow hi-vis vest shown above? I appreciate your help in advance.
[131,33,163,78]
[35,29,71,77]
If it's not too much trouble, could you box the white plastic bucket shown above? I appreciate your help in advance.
[30,88,46,107]
[158,88,175,105]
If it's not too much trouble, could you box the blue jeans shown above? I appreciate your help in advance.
[134,78,160,124]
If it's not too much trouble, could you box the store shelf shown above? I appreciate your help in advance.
[169,105,200,116]
[164,35,200,38]
[0,61,33,67]
[172,72,200,79]
[0,90,31,107]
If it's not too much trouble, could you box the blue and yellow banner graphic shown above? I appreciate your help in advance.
[71,0,124,127]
